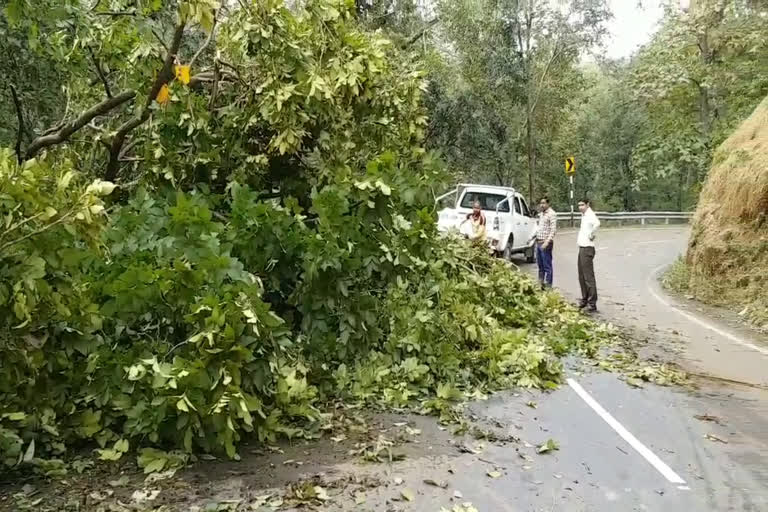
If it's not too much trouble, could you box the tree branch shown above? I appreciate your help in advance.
[151,28,170,53]
[9,84,24,165]
[24,90,136,161]
[209,60,220,112]
[105,20,186,182]
[528,40,562,118]
[87,46,113,98]
[403,17,439,48]
[189,13,217,68]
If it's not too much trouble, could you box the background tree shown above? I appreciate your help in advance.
[629,0,768,209]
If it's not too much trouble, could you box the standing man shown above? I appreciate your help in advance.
[577,198,600,312]
[531,196,557,289]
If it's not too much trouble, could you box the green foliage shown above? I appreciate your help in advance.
[625,1,768,210]
[0,147,113,469]
[425,0,609,198]
[661,257,691,294]
[0,0,615,475]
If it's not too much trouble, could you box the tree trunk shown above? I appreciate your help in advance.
[527,104,535,203]
[623,157,633,211]
[697,31,712,140]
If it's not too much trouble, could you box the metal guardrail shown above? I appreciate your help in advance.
[556,211,693,226]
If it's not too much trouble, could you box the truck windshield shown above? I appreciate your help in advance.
[460,192,510,212]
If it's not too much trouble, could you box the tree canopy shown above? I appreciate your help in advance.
[0,0,609,473]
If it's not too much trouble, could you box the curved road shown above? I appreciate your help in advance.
[77,227,768,512]
[500,225,768,511]
[545,226,768,389]
[334,226,768,511]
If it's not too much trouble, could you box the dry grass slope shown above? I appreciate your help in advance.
[687,95,768,329]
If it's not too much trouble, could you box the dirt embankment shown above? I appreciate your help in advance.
[687,95,768,329]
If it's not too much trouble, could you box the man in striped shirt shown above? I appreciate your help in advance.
[531,196,557,289]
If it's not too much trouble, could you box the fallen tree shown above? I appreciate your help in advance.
[0,0,613,475]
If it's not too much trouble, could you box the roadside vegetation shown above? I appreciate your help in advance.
[680,96,768,332]
[0,0,616,481]
[661,258,692,295]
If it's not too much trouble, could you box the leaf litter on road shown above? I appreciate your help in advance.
[538,439,560,454]
[704,433,728,444]
[441,504,479,512]
[424,478,449,488]
[694,414,724,426]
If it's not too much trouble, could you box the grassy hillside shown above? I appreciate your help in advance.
[684,95,768,330]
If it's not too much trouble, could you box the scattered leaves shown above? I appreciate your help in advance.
[694,414,724,426]
[704,434,728,444]
[538,439,560,454]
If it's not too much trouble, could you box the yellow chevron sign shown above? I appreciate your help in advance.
[565,157,575,175]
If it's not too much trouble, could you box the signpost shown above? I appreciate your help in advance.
[565,157,576,227]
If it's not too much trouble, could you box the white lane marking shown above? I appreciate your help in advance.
[567,378,687,486]
[635,239,676,245]
[648,265,768,357]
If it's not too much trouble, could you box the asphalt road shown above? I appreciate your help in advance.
[543,226,768,388]
[365,226,768,511]
[191,227,768,511]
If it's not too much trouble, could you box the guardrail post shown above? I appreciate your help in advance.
[665,218,670,225]
[641,218,645,226]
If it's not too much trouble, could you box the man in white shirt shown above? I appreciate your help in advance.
[577,198,600,312]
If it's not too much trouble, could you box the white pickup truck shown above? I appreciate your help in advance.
[436,184,537,263]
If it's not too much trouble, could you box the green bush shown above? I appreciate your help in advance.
[661,257,691,294]
[0,149,609,469]
[0,0,613,473]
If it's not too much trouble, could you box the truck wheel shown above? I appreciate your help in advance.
[503,238,514,262]
[525,245,535,264]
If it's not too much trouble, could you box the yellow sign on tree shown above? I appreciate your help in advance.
[565,156,575,175]
[156,84,170,105]
[174,65,191,85]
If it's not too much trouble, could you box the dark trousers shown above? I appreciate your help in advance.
[578,246,597,306]
[536,242,554,287]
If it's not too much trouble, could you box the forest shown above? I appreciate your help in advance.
[357,0,768,211]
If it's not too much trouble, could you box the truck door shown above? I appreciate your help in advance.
[518,196,534,244]
[511,196,524,250]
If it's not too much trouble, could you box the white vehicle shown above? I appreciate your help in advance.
[436,184,537,263]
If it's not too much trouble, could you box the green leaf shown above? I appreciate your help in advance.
[23,439,35,463]
[143,458,167,474]
[375,180,391,196]
[176,397,190,413]
[97,449,123,461]
[538,439,560,454]
[115,439,130,453]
